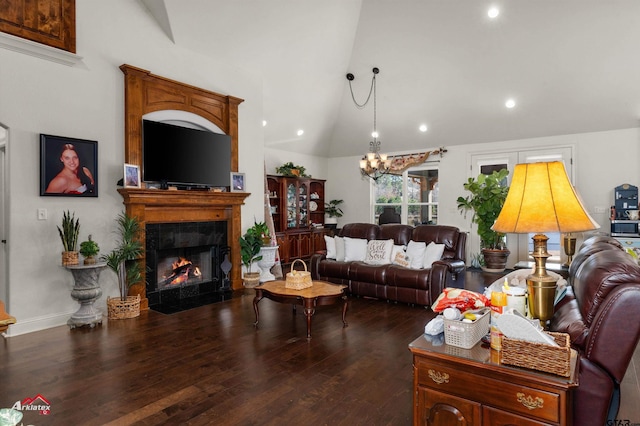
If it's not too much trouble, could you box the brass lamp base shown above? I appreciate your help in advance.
[526,234,558,327]
[562,233,576,268]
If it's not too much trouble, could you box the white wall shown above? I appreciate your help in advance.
[264,148,328,182]
[0,0,265,335]
[327,129,640,263]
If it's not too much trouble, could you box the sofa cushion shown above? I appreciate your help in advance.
[364,239,394,265]
[339,223,379,240]
[344,237,368,262]
[412,225,461,260]
[406,240,427,269]
[335,236,346,261]
[573,249,640,327]
[325,235,336,259]
[392,251,410,267]
[423,242,445,268]
[378,224,413,245]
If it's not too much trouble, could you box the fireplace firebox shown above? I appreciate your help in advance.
[146,221,231,314]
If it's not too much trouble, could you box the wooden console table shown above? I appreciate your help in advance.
[408,335,577,425]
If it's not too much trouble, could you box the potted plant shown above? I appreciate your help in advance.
[58,210,80,266]
[324,199,344,229]
[239,232,263,287]
[79,235,100,265]
[246,221,271,246]
[101,212,144,318]
[275,162,309,177]
[457,169,510,272]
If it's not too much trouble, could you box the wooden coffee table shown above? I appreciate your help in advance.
[253,280,348,339]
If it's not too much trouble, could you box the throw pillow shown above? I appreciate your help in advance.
[343,237,368,262]
[335,236,346,262]
[364,239,394,265]
[405,240,427,269]
[391,244,406,262]
[423,242,446,268]
[392,251,411,268]
[324,235,336,259]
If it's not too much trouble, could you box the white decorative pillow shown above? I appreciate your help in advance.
[324,235,336,259]
[335,236,346,262]
[423,242,446,268]
[364,239,394,265]
[343,237,368,262]
[392,251,411,268]
[405,240,427,269]
[391,244,406,262]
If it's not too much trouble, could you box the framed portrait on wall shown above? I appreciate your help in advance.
[124,163,141,188]
[40,134,98,197]
[231,172,245,192]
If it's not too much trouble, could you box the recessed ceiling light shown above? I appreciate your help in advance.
[262,120,267,127]
[419,124,428,132]
[505,99,516,109]
[488,7,499,19]
[297,129,304,136]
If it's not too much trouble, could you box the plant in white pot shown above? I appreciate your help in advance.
[457,169,511,272]
[324,199,344,229]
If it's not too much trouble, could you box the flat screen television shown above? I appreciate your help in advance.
[142,119,231,189]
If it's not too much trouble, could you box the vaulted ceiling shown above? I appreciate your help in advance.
[143,1,640,158]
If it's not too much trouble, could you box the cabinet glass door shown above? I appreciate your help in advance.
[299,183,308,227]
[287,182,297,228]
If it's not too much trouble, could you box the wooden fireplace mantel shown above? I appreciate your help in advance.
[119,65,247,309]
[119,188,249,308]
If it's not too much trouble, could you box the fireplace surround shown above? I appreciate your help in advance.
[119,65,248,309]
[146,221,231,314]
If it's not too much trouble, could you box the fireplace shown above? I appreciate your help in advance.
[146,221,231,313]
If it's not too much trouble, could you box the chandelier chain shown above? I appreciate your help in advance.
[347,74,375,109]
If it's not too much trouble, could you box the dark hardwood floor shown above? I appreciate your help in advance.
[1,270,638,425]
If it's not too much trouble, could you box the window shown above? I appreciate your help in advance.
[372,166,439,225]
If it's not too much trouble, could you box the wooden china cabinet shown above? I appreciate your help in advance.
[267,175,327,264]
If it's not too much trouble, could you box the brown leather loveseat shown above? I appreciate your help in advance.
[550,236,640,425]
[309,223,466,306]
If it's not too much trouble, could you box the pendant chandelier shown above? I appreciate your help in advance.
[347,67,391,181]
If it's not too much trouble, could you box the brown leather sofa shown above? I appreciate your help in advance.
[309,223,466,306]
[550,236,640,425]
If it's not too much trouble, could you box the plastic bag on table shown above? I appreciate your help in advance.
[431,287,490,313]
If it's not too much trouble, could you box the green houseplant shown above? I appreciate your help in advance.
[324,199,344,228]
[239,232,263,287]
[275,162,309,177]
[246,221,271,246]
[102,213,144,303]
[457,169,510,271]
[79,235,100,265]
[58,210,80,265]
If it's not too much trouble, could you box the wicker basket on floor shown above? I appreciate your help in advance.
[107,294,141,319]
[285,259,313,290]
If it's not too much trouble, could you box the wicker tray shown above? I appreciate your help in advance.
[444,309,490,349]
[107,294,141,319]
[501,331,571,377]
[285,259,313,290]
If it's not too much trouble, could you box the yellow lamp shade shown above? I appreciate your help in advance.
[493,161,599,234]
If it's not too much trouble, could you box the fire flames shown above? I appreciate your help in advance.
[162,257,201,286]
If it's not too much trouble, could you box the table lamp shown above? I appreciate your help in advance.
[492,161,599,324]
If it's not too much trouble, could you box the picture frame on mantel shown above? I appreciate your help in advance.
[231,172,245,192]
[124,163,141,188]
[40,134,98,197]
